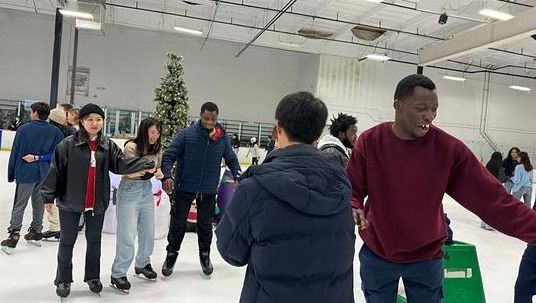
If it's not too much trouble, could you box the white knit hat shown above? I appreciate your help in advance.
[49,108,67,126]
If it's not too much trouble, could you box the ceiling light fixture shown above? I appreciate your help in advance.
[174,26,203,36]
[443,75,466,82]
[509,85,531,92]
[365,54,391,61]
[364,0,383,2]
[438,13,448,25]
[59,9,94,20]
[478,9,514,21]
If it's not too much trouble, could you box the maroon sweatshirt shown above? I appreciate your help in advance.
[347,122,536,263]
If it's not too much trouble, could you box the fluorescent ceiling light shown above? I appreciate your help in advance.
[279,42,302,48]
[174,26,203,36]
[365,0,383,3]
[443,75,466,82]
[509,85,531,92]
[76,19,101,30]
[59,9,93,20]
[365,54,391,61]
[478,9,514,21]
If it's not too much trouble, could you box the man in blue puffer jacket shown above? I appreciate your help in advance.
[161,102,240,277]
[216,92,356,303]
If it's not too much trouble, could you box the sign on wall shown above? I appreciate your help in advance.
[66,66,90,97]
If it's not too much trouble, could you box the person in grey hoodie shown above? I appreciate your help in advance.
[216,92,355,303]
[317,113,357,167]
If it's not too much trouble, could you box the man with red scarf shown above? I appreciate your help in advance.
[161,102,241,277]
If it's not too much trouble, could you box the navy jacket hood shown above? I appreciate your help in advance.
[249,144,351,216]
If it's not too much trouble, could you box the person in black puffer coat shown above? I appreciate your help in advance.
[217,92,355,303]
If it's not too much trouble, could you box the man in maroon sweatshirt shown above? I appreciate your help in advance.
[346,74,536,303]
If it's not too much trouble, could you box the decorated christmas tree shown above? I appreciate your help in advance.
[154,52,190,148]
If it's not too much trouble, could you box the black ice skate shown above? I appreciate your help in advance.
[87,279,103,294]
[56,282,71,298]
[111,276,131,293]
[135,263,157,280]
[24,228,43,247]
[161,252,178,277]
[42,230,60,241]
[1,231,20,255]
[199,251,213,276]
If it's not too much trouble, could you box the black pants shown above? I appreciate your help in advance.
[166,190,216,253]
[55,210,104,285]
[252,157,259,166]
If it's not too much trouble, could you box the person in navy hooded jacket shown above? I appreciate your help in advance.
[216,92,355,303]
[161,101,241,277]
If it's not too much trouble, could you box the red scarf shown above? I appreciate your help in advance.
[84,140,98,211]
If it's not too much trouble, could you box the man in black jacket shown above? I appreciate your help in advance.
[216,92,355,303]
[317,113,357,167]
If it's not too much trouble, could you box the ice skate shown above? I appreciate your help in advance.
[110,276,131,294]
[56,282,70,298]
[135,264,157,280]
[199,251,213,276]
[161,252,178,277]
[87,279,103,295]
[1,231,20,255]
[42,230,60,241]
[24,228,43,247]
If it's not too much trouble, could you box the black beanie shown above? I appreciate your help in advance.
[79,103,105,119]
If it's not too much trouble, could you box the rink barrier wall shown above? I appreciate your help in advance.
[0,130,266,165]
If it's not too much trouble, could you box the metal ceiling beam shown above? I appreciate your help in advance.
[207,0,447,40]
[419,7,536,65]
[496,0,534,7]
[106,2,419,56]
[380,1,489,23]
[206,0,536,62]
[389,59,536,80]
[235,0,297,57]
[105,2,536,74]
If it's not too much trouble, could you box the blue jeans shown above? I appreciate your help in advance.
[111,179,154,278]
[515,245,536,303]
[359,245,443,303]
[513,186,532,208]
[505,180,514,194]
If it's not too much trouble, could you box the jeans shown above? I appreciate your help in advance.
[111,179,154,278]
[505,180,514,194]
[359,245,443,303]
[55,210,104,285]
[513,186,532,208]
